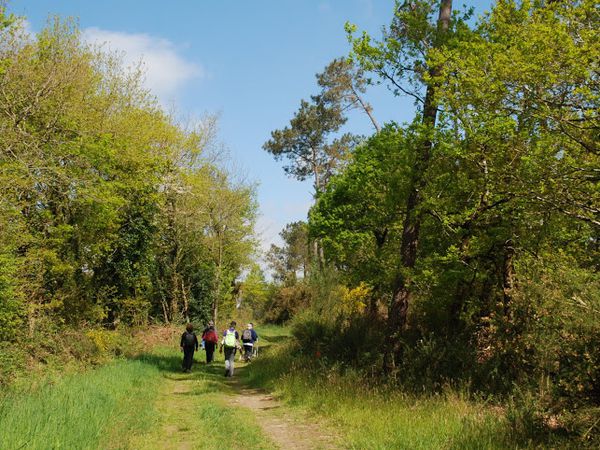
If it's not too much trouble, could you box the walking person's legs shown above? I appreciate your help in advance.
[223,347,236,376]
[205,342,215,363]
[243,344,253,361]
[183,347,194,372]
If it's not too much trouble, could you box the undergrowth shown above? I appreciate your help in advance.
[245,326,584,449]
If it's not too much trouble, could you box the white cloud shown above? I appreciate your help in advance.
[83,27,203,105]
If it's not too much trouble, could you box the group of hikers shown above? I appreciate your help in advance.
[179,320,258,377]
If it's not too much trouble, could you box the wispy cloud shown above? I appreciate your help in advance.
[255,197,311,277]
[83,27,203,105]
[318,2,332,13]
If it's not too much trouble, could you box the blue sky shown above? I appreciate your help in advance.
[13,0,493,259]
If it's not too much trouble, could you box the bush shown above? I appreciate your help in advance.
[0,253,23,342]
[291,310,384,367]
[263,282,310,324]
[0,321,140,387]
[478,254,600,444]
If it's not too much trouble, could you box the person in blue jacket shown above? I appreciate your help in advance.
[241,323,258,362]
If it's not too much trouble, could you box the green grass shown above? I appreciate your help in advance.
[244,325,546,450]
[0,344,276,450]
[130,347,276,450]
[0,357,161,450]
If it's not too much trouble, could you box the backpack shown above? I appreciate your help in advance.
[183,331,196,347]
[242,329,252,341]
[224,329,236,347]
[204,329,218,344]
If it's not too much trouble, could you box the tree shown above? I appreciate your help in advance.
[310,125,412,314]
[238,264,269,313]
[347,0,456,372]
[267,221,310,284]
[0,13,257,336]
[263,99,353,196]
[200,170,257,326]
[316,57,380,132]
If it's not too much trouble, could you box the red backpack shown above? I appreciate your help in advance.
[204,329,218,344]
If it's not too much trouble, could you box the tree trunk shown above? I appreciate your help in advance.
[212,236,223,328]
[352,87,381,132]
[383,0,453,374]
[160,297,169,323]
[211,299,218,328]
[181,279,190,323]
[502,239,515,316]
[158,281,170,323]
[170,272,179,322]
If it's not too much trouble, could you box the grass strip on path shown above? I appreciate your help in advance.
[129,347,276,450]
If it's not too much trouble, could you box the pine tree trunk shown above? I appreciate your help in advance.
[383,0,453,374]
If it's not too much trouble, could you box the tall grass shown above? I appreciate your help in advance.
[0,357,161,450]
[245,326,576,450]
[0,343,277,450]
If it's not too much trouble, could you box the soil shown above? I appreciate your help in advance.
[226,377,341,450]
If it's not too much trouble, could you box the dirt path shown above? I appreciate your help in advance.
[127,352,341,450]
[226,376,341,450]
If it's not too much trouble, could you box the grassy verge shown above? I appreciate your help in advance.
[244,325,573,449]
[0,356,162,449]
[0,325,166,389]
[0,337,276,450]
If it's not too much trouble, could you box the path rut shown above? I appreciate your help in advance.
[226,377,341,450]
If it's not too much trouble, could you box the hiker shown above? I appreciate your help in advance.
[219,321,240,377]
[201,320,219,364]
[180,323,199,373]
[241,323,259,362]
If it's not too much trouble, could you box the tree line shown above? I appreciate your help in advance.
[263,0,599,441]
[0,11,257,341]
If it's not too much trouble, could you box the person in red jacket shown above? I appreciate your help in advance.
[201,320,218,363]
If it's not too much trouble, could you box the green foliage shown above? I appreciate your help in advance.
[483,254,600,441]
[266,221,310,285]
[262,282,310,324]
[239,264,270,316]
[263,58,369,195]
[0,252,23,341]
[304,0,600,444]
[246,326,564,450]
[310,124,414,295]
[0,12,257,339]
